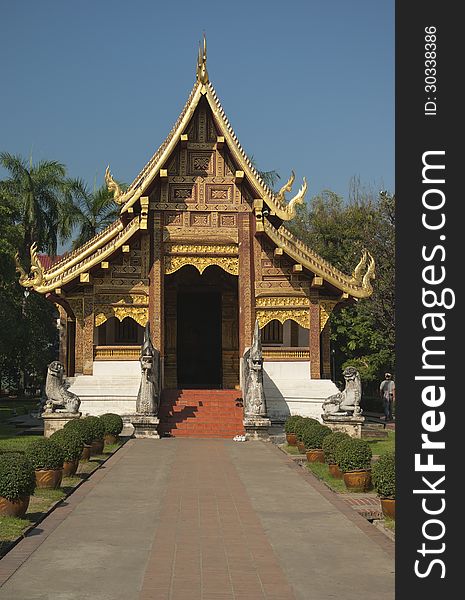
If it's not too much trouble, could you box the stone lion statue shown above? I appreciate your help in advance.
[44,361,81,414]
[322,366,362,415]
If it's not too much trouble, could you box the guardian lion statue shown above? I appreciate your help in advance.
[322,366,362,415]
[44,361,81,414]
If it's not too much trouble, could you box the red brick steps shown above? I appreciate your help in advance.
[158,389,245,438]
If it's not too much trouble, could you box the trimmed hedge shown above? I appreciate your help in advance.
[372,451,395,498]
[301,424,332,450]
[294,417,320,440]
[0,453,36,500]
[63,418,94,445]
[24,438,65,471]
[99,413,124,436]
[322,432,350,464]
[50,428,84,462]
[83,416,105,441]
[284,415,303,434]
[334,438,372,473]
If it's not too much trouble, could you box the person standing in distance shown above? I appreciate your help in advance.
[379,373,395,421]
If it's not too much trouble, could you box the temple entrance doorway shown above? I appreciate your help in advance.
[164,265,239,389]
[177,291,222,388]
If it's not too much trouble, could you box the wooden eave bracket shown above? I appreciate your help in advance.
[235,170,244,184]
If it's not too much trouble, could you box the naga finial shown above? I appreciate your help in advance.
[351,249,375,292]
[105,166,124,205]
[196,33,208,85]
[15,242,45,289]
[273,171,307,219]
[276,171,295,203]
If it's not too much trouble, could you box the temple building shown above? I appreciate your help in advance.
[16,39,374,436]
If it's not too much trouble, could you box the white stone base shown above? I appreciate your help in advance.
[321,414,365,438]
[263,361,339,423]
[243,416,271,440]
[131,415,160,438]
[42,412,81,437]
[67,361,140,416]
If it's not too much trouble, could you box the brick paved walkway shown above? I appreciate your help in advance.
[0,440,394,600]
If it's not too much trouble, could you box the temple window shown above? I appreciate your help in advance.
[262,320,283,345]
[115,317,138,344]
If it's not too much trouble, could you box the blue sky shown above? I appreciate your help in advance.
[1,1,393,208]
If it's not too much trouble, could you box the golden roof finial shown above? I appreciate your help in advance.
[196,33,208,84]
[105,166,124,205]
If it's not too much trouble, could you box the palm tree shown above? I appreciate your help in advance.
[70,183,119,249]
[0,152,78,256]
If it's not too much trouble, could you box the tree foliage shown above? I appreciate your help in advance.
[0,153,121,393]
[288,181,395,391]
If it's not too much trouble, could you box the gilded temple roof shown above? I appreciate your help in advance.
[15,39,375,300]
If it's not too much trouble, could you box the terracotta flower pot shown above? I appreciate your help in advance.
[104,434,118,445]
[328,463,344,479]
[63,459,79,477]
[286,433,297,446]
[306,449,325,463]
[343,469,372,492]
[80,445,91,461]
[297,441,306,454]
[35,468,63,489]
[90,439,105,456]
[0,495,30,518]
[381,498,396,520]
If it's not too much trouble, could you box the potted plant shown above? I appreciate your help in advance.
[284,415,303,446]
[322,432,350,478]
[64,418,94,461]
[83,416,106,456]
[24,438,65,489]
[99,413,124,445]
[372,451,395,519]
[50,428,84,477]
[0,453,36,517]
[295,418,320,454]
[301,424,332,463]
[334,437,373,492]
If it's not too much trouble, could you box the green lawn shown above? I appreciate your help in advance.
[280,443,301,455]
[367,431,395,456]
[305,461,349,493]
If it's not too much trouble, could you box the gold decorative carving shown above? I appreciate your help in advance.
[94,346,140,361]
[263,220,375,299]
[15,242,45,289]
[165,243,237,255]
[319,300,338,331]
[262,347,310,361]
[196,34,208,84]
[275,171,296,203]
[164,255,239,276]
[256,297,310,308]
[105,166,125,205]
[256,308,310,330]
[94,306,148,328]
[94,293,148,305]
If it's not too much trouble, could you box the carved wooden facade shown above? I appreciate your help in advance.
[16,45,374,388]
